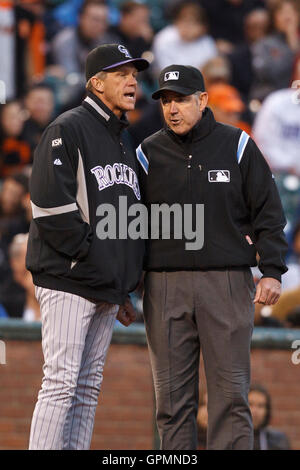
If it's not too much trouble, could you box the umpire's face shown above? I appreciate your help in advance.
[160,90,208,136]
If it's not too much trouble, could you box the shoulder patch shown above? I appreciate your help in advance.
[237,131,250,164]
[136,144,149,175]
[52,138,62,147]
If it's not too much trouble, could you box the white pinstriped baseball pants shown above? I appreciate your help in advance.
[29,287,118,450]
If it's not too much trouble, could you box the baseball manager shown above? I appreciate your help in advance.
[26,44,148,450]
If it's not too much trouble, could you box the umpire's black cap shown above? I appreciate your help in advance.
[152,64,206,100]
[85,44,149,82]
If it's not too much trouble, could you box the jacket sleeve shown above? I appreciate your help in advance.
[30,123,92,261]
[239,134,288,282]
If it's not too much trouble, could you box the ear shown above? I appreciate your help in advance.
[199,92,208,112]
[91,76,105,93]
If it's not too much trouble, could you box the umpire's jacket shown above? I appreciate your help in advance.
[136,107,288,282]
[26,91,144,305]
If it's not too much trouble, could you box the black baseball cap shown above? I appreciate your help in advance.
[152,65,205,100]
[85,44,149,82]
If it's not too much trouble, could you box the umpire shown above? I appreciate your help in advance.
[26,44,148,449]
[137,65,288,450]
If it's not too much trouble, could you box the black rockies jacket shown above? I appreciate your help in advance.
[26,91,144,305]
[136,107,288,282]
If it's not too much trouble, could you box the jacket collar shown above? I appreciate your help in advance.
[82,91,129,136]
[166,107,216,145]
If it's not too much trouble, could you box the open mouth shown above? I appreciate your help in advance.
[124,92,135,100]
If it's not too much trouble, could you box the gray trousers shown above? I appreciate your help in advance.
[29,287,118,450]
[143,269,255,450]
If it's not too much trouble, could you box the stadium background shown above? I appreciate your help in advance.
[0,0,300,450]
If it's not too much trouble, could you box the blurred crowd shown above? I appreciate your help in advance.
[0,0,300,326]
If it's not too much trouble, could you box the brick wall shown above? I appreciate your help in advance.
[0,338,300,450]
[250,349,300,450]
[0,341,154,450]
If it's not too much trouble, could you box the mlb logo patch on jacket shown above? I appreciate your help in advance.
[208,170,230,182]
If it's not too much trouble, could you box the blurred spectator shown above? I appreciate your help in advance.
[250,0,300,102]
[228,8,270,101]
[207,83,252,133]
[44,0,85,41]
[15,0,47,98]
[22,83,56,152]
[252,85,300,174]
[252,50,300,231]
[197,390,208,450]
[51,0,116,88]
[249,384,291,449]
[113,0,168,32]
[201,55,232,88]
[0,172,31,299]
[0,172,31,245]
[0,0,15,100]
[152,1,217,73]
[200,0,265,54]
[109,1,155,90]
[45,0,121,40]
[1,233,40,321]
[0,100,32,178]
[109,1,153,58]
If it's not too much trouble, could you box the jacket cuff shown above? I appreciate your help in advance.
[261,269,282,283]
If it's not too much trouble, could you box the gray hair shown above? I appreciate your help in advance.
[86,71,107,91]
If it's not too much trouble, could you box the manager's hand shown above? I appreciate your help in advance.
[254,277,281,305]
[116,296,137,327]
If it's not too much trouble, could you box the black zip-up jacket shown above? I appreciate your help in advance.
[137,107,288,282]
[26,91,144,305]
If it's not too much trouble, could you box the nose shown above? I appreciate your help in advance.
[129,74,137,86]
[170,100,178,114]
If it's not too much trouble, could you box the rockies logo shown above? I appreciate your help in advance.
[118,45,132,58]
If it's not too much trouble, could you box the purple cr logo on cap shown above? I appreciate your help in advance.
[118,45,132,58]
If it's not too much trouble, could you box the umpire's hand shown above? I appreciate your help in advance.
[254,277,281,305]
[117,296,137,327]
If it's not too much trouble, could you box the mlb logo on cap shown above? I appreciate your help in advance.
[152,64,205,100]
[164,71,179,81]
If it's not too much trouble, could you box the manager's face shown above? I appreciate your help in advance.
[96,64,138,117]
[160,90,208,136]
